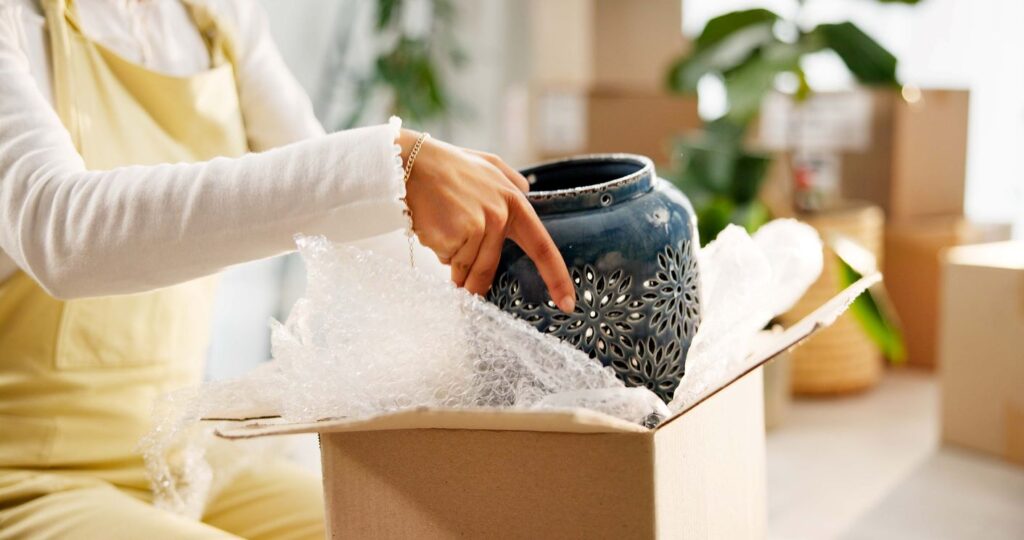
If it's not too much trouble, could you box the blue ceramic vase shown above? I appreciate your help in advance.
[487,154,702,402]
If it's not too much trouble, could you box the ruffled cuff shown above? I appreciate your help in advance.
[388,116,414,241]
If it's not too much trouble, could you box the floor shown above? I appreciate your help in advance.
[766,369,1024,540]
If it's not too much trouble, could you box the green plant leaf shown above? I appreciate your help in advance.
[338,0,467,130]
[695,9,781,50]
[666,23,776,93]
[834,251,907,364]
[376,0,401,29]
[732,201,771,234]
[697,197,736,245]
[722,30,827,121]
[672,118,754,193]
[669,119,774,245]
[722,48,790,123]
[730,152,772,204]
[815,22,900,86]
[793,67,812,102]
[676,141,737,195]
[665,57,697,93]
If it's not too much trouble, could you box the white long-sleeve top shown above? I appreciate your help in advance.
[0,0,407,298]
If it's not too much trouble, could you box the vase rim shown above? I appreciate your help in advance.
[521,153,655,214]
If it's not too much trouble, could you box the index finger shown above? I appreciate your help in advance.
[506,195,575,313]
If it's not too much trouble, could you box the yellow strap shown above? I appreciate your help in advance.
[0,0,249,474]
[41,0,79,146]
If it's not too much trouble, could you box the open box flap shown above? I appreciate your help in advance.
[657,272,881,427]
[216,406,649,439]
[212,273,880,439]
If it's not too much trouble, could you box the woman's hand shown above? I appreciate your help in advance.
[399,129,576,313]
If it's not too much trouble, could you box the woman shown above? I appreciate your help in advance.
[0,0,575,537]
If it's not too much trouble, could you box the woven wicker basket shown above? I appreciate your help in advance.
[783,202,885,395]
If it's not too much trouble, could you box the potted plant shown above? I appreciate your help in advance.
[317,0,467,131]
[664,2,916,413]
[664,3,920,231]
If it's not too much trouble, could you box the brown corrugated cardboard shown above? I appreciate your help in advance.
[1009,405,1024,465]
[888,90,970,220]
[531,88,700,165]
[840,89,970,221]
[757,89,971,220]
[527,0,593,87]
[591,0,686,91]
[528,0,685,90]
[216,274,879,538]
[885,218,1013,368]
[939,242,1024,465]
[583,90,700,165]
[763,350,792,430]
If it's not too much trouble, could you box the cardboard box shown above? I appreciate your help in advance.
[523,0,694,165]
[583,90,700,165]
[216,277,877,539]
[939,242,1024,465]
[840,89,970,221]
[885,218,1013,368]
[591,0,686,91]
[756,89,970,220]
[528,0,686,90]
[527,0,594,88]
[531,88,700,165]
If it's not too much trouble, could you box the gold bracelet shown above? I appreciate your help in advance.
[401,132,429,269]
[403,132,430,184]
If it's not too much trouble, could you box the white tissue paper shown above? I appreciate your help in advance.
[668,219,823,410]
[141,218,822,517]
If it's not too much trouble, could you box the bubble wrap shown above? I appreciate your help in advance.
[142,219,822,517]
[668,220,823,410]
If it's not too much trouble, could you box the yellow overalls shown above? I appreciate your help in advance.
[0,1,324,538]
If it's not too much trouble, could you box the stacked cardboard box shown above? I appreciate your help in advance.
[758,89,998,377]
[847,88,1019,369]
[758,89,971,221]
[939,242,1024,465]
[525,0,700,166]
[884,218,1012,367]
[839,89,970,221]
[769,89,1002,370]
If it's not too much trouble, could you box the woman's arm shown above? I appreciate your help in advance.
[0,7,405,299]
[0,5,575,309]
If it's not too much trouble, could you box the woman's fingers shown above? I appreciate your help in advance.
[506,195,575,313]
[476,151,530,193]
[462,227,506,296]
[449,228,484,287]
[402,135,569,304]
